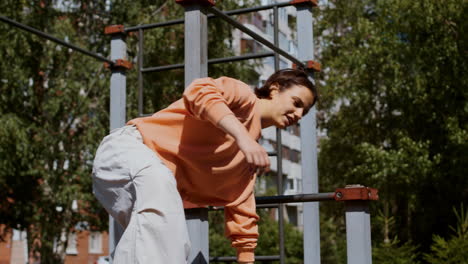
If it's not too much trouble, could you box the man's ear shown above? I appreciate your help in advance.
[269,83,280,98]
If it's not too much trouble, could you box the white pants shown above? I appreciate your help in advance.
[92,125,191,264]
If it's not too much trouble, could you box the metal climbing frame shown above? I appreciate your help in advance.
[0,1,378,263]
[104,0,379,264]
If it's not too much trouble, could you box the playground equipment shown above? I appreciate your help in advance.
[1,1,379,263]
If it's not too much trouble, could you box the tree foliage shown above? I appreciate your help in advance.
[315,0,467,261]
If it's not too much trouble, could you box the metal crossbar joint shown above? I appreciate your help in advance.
[176,0,215,7]
[290,0,319,7]
[334,185,379,201]
[105,25,126,35]
[104,59,132,70]
[293,60,321,72]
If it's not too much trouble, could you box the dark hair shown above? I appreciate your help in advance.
[254,68,318,107]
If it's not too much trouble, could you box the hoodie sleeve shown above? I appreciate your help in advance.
[182,77,257,126]
[224,189,259,263]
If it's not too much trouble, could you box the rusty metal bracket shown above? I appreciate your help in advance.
[334,185,379,201]
[293,60,321,72]
[105,25,125,35]
[290,0,318,7]
[175,0,215,7]
[104,59,132,70]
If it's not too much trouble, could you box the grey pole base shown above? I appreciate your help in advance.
[186,208,209,264]
[345,201,373,264]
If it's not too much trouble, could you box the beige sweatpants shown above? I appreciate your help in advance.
[92,125,191,264]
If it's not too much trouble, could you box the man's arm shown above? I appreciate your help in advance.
[217,114,270,173]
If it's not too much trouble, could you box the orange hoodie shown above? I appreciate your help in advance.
[127,76,262,262]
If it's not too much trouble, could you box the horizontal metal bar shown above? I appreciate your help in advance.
[125,18,185,32]
[267,151,277,156]
[256,192,336,204]
[206,6,305,68]
[141,63,184,73]
[124,2,294,32]
[0,15,114,65]
[208,51,274,65]
[209,193,336,211]
[210,255,280,262]
[141,52,274,73]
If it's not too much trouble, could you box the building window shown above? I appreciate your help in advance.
[66,233,78,255]
[89,232,103,254]
[288,179,295,191]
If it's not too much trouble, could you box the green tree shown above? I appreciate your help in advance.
[424,205,468,264]
[314,0,467,261]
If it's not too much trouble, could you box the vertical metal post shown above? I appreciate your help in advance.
[345,201,372,264]
[138,28,144,116]
[181,3,209,263]
[108,32,128,260]
[296,3,321,264]
[273,6,286,264]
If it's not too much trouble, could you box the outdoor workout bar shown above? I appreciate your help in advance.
[211,255,280,262]
[0,15,114,65]
[124,1,295,33]
[141,52,275,73]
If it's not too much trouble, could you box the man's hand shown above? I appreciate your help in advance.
[236,134,270,174]
[217,115,270,174]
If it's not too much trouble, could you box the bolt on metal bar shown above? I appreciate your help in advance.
[205,6,305,68]
[124,1,295,32]
[137,29,144,116]
[210,255,280,262]
[0,15,114,65]
[141,52,274,73]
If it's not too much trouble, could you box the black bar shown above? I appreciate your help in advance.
[138,29,144,116]
[206,6,305,68]
[273,6,286,264]
[125,18,184,32]
[209,193,336,211]
[256,193,336,204]
[141,52,274,74]
[210,255,280,262]
[124,2,294,32]
[208,51,274,65]
[141,63,185,73]
[267,151,277,156]
[0,15,114,65]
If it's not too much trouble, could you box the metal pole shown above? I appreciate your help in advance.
[108,33,128,262]
[273,6,286,264]
[296,3,321,264]
[345,201,373,264]
[0,15,114,65]
[138,29,144,116]
[182,3,209,264]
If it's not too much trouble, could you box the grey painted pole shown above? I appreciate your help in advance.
[296,4,321,264]
[108,33,128,261]
[345,201,373,264]
[182,3,209,264]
